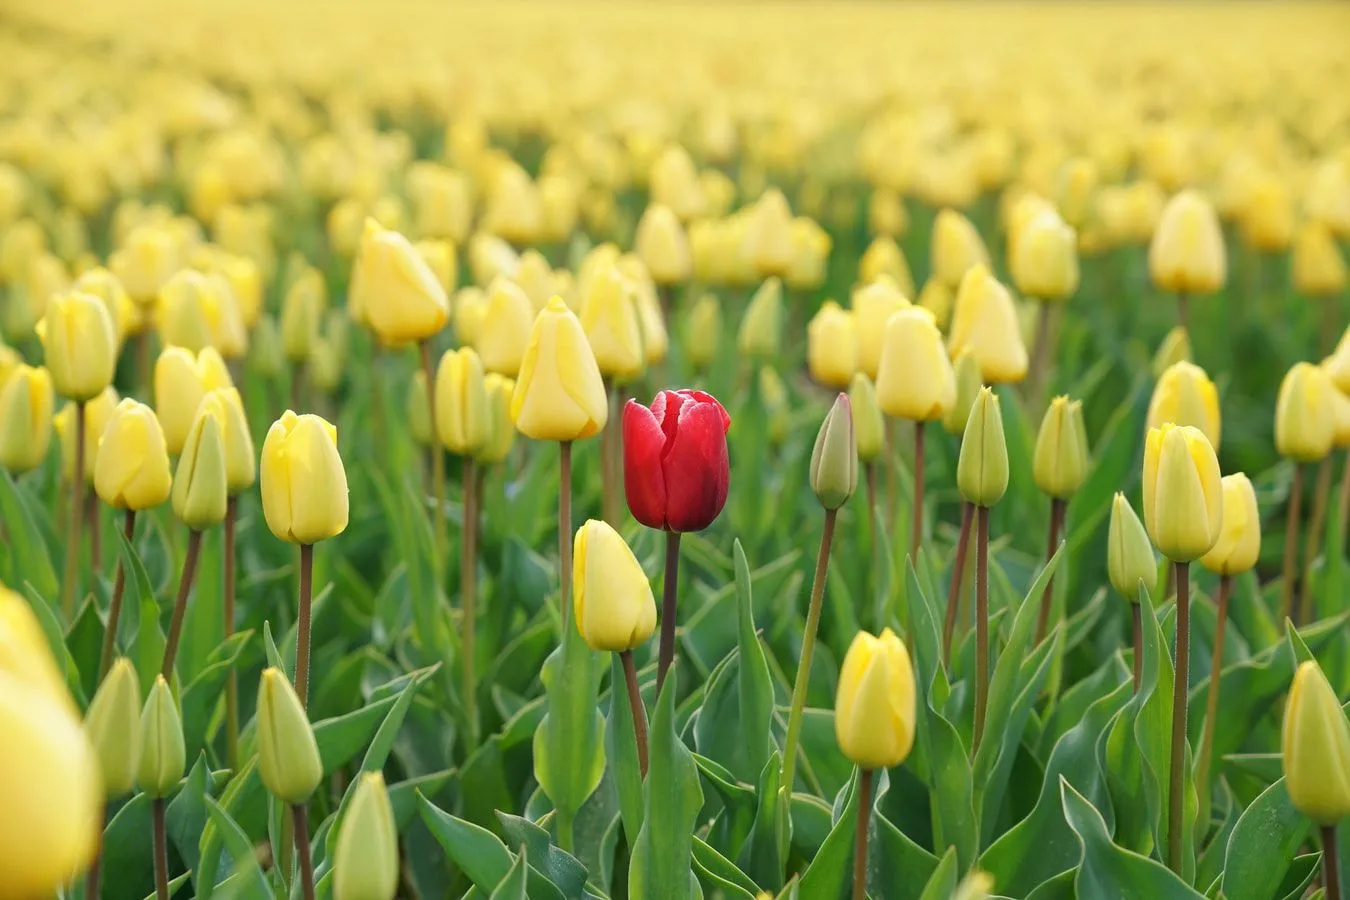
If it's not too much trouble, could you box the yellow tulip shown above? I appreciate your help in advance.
[573,519,657,652]
[1275,362,1335,463]
[1199,473,1260,577]
[154,346,233,456]
[785,218,831,291]
[72,268,137,347]
[171,401,229,529]
[875,308,955,422]
[205,271,249,359]
[1010,211,1079,303]
[281,266,327,362]
[413,169,472,244]
[261,410,349,544]
[807,302,858,390]
[216,253,263,329]
[1282,660,1350,826]
[476,374,517,465]
[353,219,450,345]
[619,256,670,366]
[848,373,885,464]
[434,347,490,455]
[867,188,909,239]
[578,264,644,381]
[1033,396,1090,499]
[109,224,177,304]
[1108,493,1157,603]
[1142,423,1224,562]
[834,628,916,770]
[0,365,54,474]
[256,667,322,804]
[515,251,557,312]
[55,388,118,483]
[649,145,704,221]
[859,236,914,298]
[37,291,116,402]
[538,173,581,244]
[93,399,172,511]
[0,218,46,285]
[683,293,722,371]
[949,265,1028,385]
[1333,388,1350,450]
[634,204,692,285]
[737,277,784,360]
[1305,160,1350,239]
[0,342,18,389]
[476,277,534,376]
[200,388,256,493]
[510,297,609,442]
[334,773,400,900]
[481,164,542,246]
[957,387,1009,508]
[1239,172,1294,252]
[1149,189,1226,295]
[943,351,982,437]
[931,208,990,289]
[156,269,220,352]
[415,239,458,294]
[467,232,520,288]
[1147,361,1222,451]
[851,277,909,379]
[83,657,141,798]
[746,188,794,278]
[1292,220,1347,298]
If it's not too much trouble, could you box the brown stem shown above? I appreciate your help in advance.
[1301,457,1334,623]
[1196,575,1232,807]
[161,529,204,679]
[98,510,137,680]
[559,440,574,629]
[1281,464,1305,625]
[621,649,649,777]
[85,804,105,900]
[295,543,314,708]
[973,505,990,752]
[852,768,874,900]
[62,400,86,619]
[1168,561,1191,874]
[910,421,925,562]
[943,503,974,666]
[656,529,682,693]
[1324,824,1342,900]
[420,341,447,570]
[152,798,169,900]
[1131,602,1143,694]
[1028,301,1053,405]
[1036,498,1066,645]
[1177,291,1190,333]
[291,804,317,900]
[461,459,479,751]
[87,492,101,571]
[224,497,239,769]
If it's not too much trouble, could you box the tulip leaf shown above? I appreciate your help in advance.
[196,758,262,899]
[181,630,253,760]
[734,539,774,784]
[165,753,213,883]
[489,845,529,900]
[417,793,566,900]
[138,871,193,900]
[1220,778,1309,900]
[693,836,761,897]
[606,654,645,846]
[797,767,883,900]
[0,468,58,601]
[495,812,591,899]
[204,795,272,899]
[65,593,103,699]
[628,670,704,900]
[735,751,785,892]
[871,788,940,900]
[916,847,959,900]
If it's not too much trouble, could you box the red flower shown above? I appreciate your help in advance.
[623,389,731,532]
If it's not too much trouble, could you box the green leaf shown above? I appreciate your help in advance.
[916,848,959,900]
[1221,778,1309,900]
[204,795,272,898]
[495,812,591,899]
[0,469,58,600]
[693,836,761,897]
[797,767,863,899]
[607,654,645,848]
[736,539,774,784]
[489,845,529,900]
[181,631,253,760]
[166,753,213,885]
[417,793,565,900]
[197,758,261,900]
[139,872,193,900]
[736,751,784,892]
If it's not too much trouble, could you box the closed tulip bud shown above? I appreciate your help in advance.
[579,264,645,381]
[931,208,990,289]
[1327,328,1350,395]
[538,173,581,243]
[56,388,119,483]
[256,667,323,804]
[482,165,542,246]
[1011,212,1079,302]
[37,291,116,402]
[572,519,657,652]
[1142,424,1224,561]
[94,399,172,510]
[1151,327,1193,378]
[1149,190,1226,295]
[628,267,670,366]
[467,233,520,288]
[1282,660,1350,825]
[1033,396,1090,499]
[834,628,916,770]
[1148,361,1221,450]
[84,658,141,797]
[408,371,432,447]
[849,373,885,463]
[0,365,54,474]
[0,342,19,388]
[453,286,487,346]
[111,225,177,303]
[73,267,136,347]
[334,772,400,900]
[867,188,909,240]
[1199,473,1261,576]
[851,277,909,379]
[1240,173,1294,252]
[634,204,692,285]
[957,388,1009,508]
[154,346,233,456]
[1293,221,1347,298]
[811,394,858,510]
[414,170,472,244]
[476,374,517,464]
[137,675,185,798]
[201,388,255,493]
[1108,493,1156,603]
[1305,160,1350,238]
[859,236,914,298]
[943,351,982,436]
[514,251,557,312]
[683,293,722,371]
[354,219,450,344]
[261,410,349,544]
[281,267,327,362]
[476,277,534,376]
[876,307,956,422]
[917,277,954,331]
[434,348,490,455]
[0,585,72,705]
[171,402,229,529]
[415,239,458,294]
[949,265,1028,385]
[510,297,609,441]
[807,302,858,389]
[206,272,249,359]
[155,269,217,352]
[746,188,794,278]
[1276,362,1335,463]
[624,389,731,531]
[650,145,704,221]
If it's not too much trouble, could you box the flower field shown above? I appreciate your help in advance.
[2,1,1350,898]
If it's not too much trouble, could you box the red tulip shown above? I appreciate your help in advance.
[623,389,731,532]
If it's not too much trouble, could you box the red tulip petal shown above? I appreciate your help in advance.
[662,398,731,532]
[655,389,686,452]
[677,389,731,432]
[622,399,668,529]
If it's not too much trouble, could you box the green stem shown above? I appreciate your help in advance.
[973,505,990,751]
[559,440,574,630]
[224,497,239,769]
[1196,574,1231,811]
[296,543,314,707]
[621,649,649,777]
[421,341,447,576]
[461,459,479,751]
[852,768,874,900]
[556,809,576,853]
[1168,560,1191,874]
[1325,824,1342,900]
[1280,463,1304,625]
[782,508,838,799]
[98,509,137,680]
[61,400,86,620]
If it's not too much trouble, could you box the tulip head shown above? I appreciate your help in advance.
[623,389,731,532]
[0,364,54,474]
[1149,189,1226,295]
[434,347,490,455]
[949,265,1029,385]
[957,388,1009,508]
[859,235,914,296]
[806,302,858,389]
[55,388,119,484]
[156,269,221,353]
[476,277,534,376]
[476,374,517,465]
[153,346,233,456]
[578,264,645,381]
[875,307,956,422]
[334,772,400,900]
[737,277,783,360]
[1275,362,1335,463]
[1199,473,1261,577]
[202,388,256,493]
[1282,660,1350,826]
[848,373,885,464]
[1147,361,1221,450]
[747,188,794,277]
[354,218,450,344]
[72,267,137,348]
[1033,396,1090,499]
[834,628,916,770]
[810,394,858,510]
[1010,211,1079,302]
[137,675,184,798]
[1107,493,1157,603]
[1151,326,1193,378]
[634,204,692,285]
[683,293,722,372]
[510,297,609,442]
[1293,220,1347,298]
[281,266,327,362]
[256,667,323,805]
[931,208,990,288]
[37,291,117,402]
[415,239,458,294]
[84,658,141,797]
[573,519,658,652]
[94,398,172,510]
[111,225,177,303]
[171,400,229,529]
[943,351,983,437]
[261,410,349,544]
[1142,423,1224,562]
[851,277,910,379]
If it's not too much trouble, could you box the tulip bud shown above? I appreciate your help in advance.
[55,388,119,483]
[811,394,858,510]
[171,401,229,529]
[153,345,233,456]
[683,293,722,372]
[415,239,458,295]
[1142,424,1224,562]
[281,267,326,363]
[949,265,1028,385]
[649,145,704,221]
[579,264,644,381]
[1147,361,1221,451]
[628,266,669,366]
[84,658,141,797]
[73,267,136,348]
[353,219,450,345]
[806,302,858,390]
[413,169,472,244]
[0,219,48,285]
[434,348,490,456]
[1305,160,1350,239]
[1199,473,1261,577]
[467,233,520,288]
[868,189,910,240]
[1240,173,1294,253]
[0,342,19,388]
[111,225,177,303]
[917,277,953,331]
[572,519,657,652]
[942,351,982,437]
[261,410,349,544]
[513,251,556,312]
[623,389,731,532]
[1149,190,1226,295]
[859,236,914,298]
[334,772,400,900]
[1282,660,1350,826]
[256,667,323,805]
[1275,362,1335,463]
[476,277,534,376]
[931,208,990,289]
[785,217,831,291]
[634,204,691,286]
[155,269,218,352]
[476,374,517,465]
[511,297,609,442]
[875,307,956,422]
[249,313,284,379]
[94,399,172,511]
[851,277,909,380]
[747,189,794,278]
[201,388,256,493]
[539,174,581,244]
[481,164,542,246]
[1151,327,1193,378]
[834,628,916,769]
[1010,211,1079,303]
[1293,220,1347,298]
[848,373,885,464]
[957,388,1009,508]
[37,291,116,402]
[137,675,185,798]
[737,277,783,360]
[206,272,249,360]
[1033,396,1090,499]
[0,365,54,474]
[1108,493,1156,603]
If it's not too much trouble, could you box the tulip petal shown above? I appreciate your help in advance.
[662,399,730,532]
[623,400,668,529]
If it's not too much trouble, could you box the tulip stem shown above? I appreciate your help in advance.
[152,798,169,900]
[852,768,873,900]
[782,508,838,799]
[420,340,447,573]
[61,400,86,620]
[290,361,305,412]
[1176,291,1190,333]
[1324,824,1342,900]
[85,805,105,900]
[296,543,314,707]
[161,528,204,679]
[1027,301,1053,407]
[865,462,879,630]
[1338,450,1350,563]
[910,421,925,562]
[87,492,101,571]
[943,502,974,667]
[1168,560,1191,875]
[224,496,239,769]
[1280,464,1305,625]
[621,649,649,777]
[98,509,137,680]
[656,529,682,693]
[1196,574,1232,809]
[1035,498,1066,645]
[461,459,479,751]
[1301,457,1334,624]
[291,804,317,900]
[560,440,574,631]
[1131,602,1143,694]
[973,505,990,752]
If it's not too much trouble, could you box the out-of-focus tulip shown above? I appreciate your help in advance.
[476,374,516,465]
[1108,493,1156,603]
[1240,172,1294,252]
[434,348,489,455]
[334,773,400,900]
[281,266,327,362]
[1142,423,1223,561]
[0,365,54,474]
[859,236,914,298]
[37,291,116,402]
[579,264,644,381]
[413,169,472,244]
[83,658,141,798]
[1275,362,1335,463]
[1292,221,1347,297]
[1152,327,1193,378]
[785,218,831,292]
[514,251,556,312]
[467,233,520,287]
[200,388,255,493]
[256,668,322,804]
[353,219,450,345]
[72,268,137,348]
[868,188,909,239]
[511,298,609,441]
[171,402,229,529]
[156,269,218,352]
[1033,396,1090,499]
[806,302,857,389]
[56,389,118,483]
[1199,473,1261,576]
[453,286,487,346]
[261,410,349,544]
[1148,361,1222,451]
[408,371,432,447]
[917,277,953,330]
[1010,211,1079,302]
[949,265,1028,385]
[538,173,581,244]
[943,351,982,436]
[621,260,669,367]
[1305,160,1350,238]
[1282,660,1350,825]
[876,307,955,422]
[94,399,172,510]
[481,164,542,246]
[834,628,916,770]
[110,225,177,303]
[573,519,657,652]
[623,389,731,532]
[1149,190,1226,295]
[476,277,534,376]
[810,394,857,510]
[650,145,704,222]
[0,342,19,388]
[931,208,990,289]
[683,293,722,371]
[635,204,692,286]
[849,373,885,463]
[1326,328,1350,395]
[737,277,783,360]
[760,366,790,445]
[746,188,794,277]
[137,675,184,798]
[154,346,232,456]
[415,239,458,294]
[0,219,46,285]
[851,277,909,379]
[957,387,1009,508]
